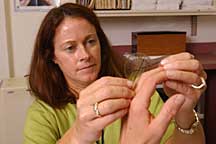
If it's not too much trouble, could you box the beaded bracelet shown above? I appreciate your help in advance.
[175,109,200,135]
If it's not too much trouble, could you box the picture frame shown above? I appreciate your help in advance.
[15,0,60,11]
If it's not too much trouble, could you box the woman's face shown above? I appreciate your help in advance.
[53,17,101,91]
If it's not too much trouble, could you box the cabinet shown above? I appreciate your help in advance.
[0,78,34,144]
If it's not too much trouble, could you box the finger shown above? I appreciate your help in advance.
[80,77,133,98]
[133,69,167,112]
[134,66,165,91]
[199,64,207,80]
[97,98,131,117]
[166,70,201,85]
[92,86,135,104]
[164,80,200,99]
[161,53,207,80]
[77,98,130,121]
[163,59,200,72]
[78,86,135,107]
[162,59,207,81]
[149,94,185,138]
[91,108,128,131]
[160,52,194,65]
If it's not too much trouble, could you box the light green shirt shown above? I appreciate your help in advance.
[23,92,174,144]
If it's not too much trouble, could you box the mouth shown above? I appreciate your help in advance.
[79,64,96,71]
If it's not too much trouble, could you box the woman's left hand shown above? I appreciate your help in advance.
[160,52,207,128]
[120,67,186,144]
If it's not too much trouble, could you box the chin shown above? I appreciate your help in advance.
[82,74,98,84]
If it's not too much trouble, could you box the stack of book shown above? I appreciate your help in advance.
[76,0,93,7]
[96,0,131,10]
[76,0,131,10]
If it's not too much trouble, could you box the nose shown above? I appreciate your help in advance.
[76,44,90,62]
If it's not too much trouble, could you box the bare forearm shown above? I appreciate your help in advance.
[57,127,79,144]
[57,126,91,144]
[166,124,205,144]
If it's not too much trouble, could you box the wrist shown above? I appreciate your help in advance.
[175,109,194,129]
[71,121,102,144]
[57,127,79,144]
[174,109,200,135]
[58,124,90,144]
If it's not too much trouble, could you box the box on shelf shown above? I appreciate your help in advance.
[131,31,186,56]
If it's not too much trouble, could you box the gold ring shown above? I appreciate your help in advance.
[93,102,101,117]
[191,77,206,89]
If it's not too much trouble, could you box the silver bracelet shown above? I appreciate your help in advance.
[175,109,200,135]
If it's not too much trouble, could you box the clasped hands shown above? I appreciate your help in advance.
[73,52,206,144]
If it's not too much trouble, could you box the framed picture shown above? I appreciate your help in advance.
[15,0,60,11]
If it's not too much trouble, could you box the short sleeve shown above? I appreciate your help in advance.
[23,100,59,144]
[149,91,175,144]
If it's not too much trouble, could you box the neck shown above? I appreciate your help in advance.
[67,80,90,98]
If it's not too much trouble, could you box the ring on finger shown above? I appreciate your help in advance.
[93,102,102,117]
[191,77,206,89]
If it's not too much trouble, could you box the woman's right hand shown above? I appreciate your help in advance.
[64,76,135,144]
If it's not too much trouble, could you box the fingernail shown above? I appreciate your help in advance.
[127,80,134,88]
[160,59,168,65]
[174,95,185,105]
[163,64,173,70]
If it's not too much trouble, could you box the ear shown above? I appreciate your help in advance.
[53,56,58,64]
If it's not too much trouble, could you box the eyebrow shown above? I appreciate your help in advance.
[84,33,98,41]
[59,33,97,48]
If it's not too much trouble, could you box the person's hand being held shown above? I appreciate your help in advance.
[120,67,185,144]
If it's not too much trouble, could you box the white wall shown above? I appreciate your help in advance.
[10,11,46,77]
[100,16,216,45]
[194,16,216,42]
[0,0,9,79]
[100,16,191,45]
[9,0,48,77]
[3,0,216,77]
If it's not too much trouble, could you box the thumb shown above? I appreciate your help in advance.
[150,94,185,139]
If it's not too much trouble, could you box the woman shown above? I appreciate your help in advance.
[24,3,206,144]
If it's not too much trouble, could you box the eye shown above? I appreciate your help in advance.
[86,38,97,48]
[65,45,75,53]
[87,39,96,44]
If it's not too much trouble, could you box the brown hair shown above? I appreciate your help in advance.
[28,3,123,108]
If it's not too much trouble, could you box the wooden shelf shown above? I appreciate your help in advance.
[95,9,216,17]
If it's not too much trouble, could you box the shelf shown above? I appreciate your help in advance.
[95,9,216,17]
